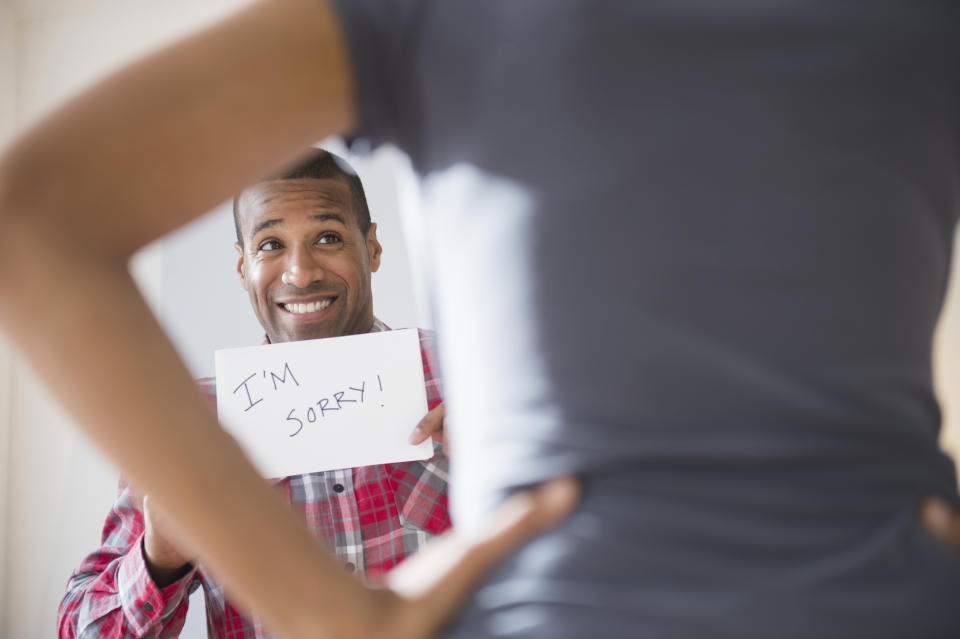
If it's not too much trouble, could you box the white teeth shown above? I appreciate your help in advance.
[284,299,332,314]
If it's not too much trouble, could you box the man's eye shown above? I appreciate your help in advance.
[317,233,342,245]
[258,240,282,252]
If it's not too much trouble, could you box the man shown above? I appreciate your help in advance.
[5,1,960,638]
[57,149,452,638]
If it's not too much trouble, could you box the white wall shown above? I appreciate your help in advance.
[0,3,13,141]
[0,2,18,632]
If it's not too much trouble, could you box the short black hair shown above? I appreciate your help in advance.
[233,148,371,246]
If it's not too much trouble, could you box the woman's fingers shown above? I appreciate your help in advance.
[386,476,580,638]
[920,496,960,550]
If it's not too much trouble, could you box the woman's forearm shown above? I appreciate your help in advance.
[0,1,364,635]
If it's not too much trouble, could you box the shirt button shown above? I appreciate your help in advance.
[144,602,154,613]
[333,483,345,493]
[345,562,355,573]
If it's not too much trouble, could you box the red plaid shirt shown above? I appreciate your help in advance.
[58,322,449,638]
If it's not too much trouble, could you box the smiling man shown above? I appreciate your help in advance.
[235,153,380,343]
[57,149,452,639]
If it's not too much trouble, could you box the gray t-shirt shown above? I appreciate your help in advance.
[332,2,960,636]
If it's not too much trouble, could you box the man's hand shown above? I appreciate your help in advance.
[142,494,194,587]
[409,403,448,455]
[920,496,960,551]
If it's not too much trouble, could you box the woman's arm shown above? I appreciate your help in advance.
[0,1,367,634]
[0,1,579,636]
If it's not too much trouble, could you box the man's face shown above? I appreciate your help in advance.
[235,177,381,343]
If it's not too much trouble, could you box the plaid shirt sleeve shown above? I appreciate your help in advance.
[57,485,199,639]
[57,481,199,638]
[57,380,220,639]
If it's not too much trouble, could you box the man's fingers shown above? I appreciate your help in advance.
[409,403,445,445]
[920,496,960,550]
[388,476,580,637]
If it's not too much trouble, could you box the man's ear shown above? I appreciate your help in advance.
[235,242,248,290]
[366,223,382,273]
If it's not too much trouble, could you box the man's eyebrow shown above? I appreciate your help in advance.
[251,218,283,237]
[250,213,345,238]
[311,212,347,225]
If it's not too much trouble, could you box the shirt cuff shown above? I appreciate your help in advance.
[115,532,196,636]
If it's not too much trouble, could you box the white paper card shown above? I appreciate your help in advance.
[215,329,433,478]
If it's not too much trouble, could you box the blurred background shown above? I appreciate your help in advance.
[0,1,957,637]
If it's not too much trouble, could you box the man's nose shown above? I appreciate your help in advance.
[281,246,324,288]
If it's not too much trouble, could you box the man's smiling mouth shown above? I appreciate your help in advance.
[280,298,334,314]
